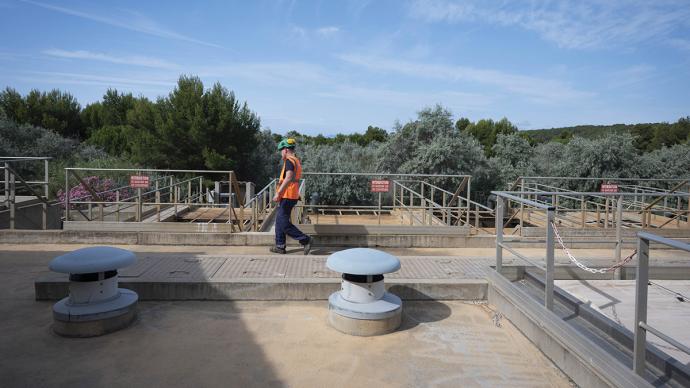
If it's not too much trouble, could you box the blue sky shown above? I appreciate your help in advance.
[1,0,689,134]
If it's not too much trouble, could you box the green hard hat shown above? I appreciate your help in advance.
[277,138,296,150]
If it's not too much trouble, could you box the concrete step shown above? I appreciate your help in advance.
[35,254,491,301]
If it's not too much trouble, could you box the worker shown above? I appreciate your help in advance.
[271,138,312,254]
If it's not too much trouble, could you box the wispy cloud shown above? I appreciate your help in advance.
[22,0,221,48]
[316,85,493,110]
[408,0,690,50]
[316,26,340,37]
[199,62,330,87]
[43,49,180,70]
[669,38,690,51]
[607,64,657,89]
[338,53,592,102]
[17,70,175,90]
[288,24,341,41]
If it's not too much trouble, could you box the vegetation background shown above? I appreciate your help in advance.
[2,76,689,204]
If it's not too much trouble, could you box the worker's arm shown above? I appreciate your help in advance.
[273,170,295,202]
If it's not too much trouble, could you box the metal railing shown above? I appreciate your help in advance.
[1,157,52,230]
[63,167,251,228]
[496,190,690,281]
[495,191,557,310]
[297,172,478,229]
[513,177,690,231]
[244,178,278,231]
[633,232,690,376]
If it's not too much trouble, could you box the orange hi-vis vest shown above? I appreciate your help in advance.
[278,155,302,200]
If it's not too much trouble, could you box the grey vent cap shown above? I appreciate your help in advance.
[49,246,136,274]
[326,248,400,275]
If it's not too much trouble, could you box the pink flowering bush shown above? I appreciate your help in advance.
[57,176,133,208]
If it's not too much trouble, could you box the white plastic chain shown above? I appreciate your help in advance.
[550,222,637,274]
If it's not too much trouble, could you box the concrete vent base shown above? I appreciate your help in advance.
[328,309,402,337]
[52,289,138,337]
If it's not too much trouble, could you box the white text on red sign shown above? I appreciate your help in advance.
[600,184,619,193]
[370,180,390,193]
[130,175,150,189]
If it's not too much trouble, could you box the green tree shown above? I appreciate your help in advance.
[301,141,381,205]
[146,76,261,179]
[464,117,517,155]
[2,88,84,139]
[489,133,536,189]
[455,117,471,132]
[0,87,26,123]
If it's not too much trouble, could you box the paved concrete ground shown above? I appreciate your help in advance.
[3,243,690,386]
[557,280,690,366]
[0,246,573,387]
[1,298,573,388]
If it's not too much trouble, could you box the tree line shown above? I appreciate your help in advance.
[2,75,689,204]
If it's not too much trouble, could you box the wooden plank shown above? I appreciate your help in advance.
[447,176,469,207]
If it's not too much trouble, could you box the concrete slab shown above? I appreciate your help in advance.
[34,255,493,301]
[556,279,690,365]
[0,298,573,387]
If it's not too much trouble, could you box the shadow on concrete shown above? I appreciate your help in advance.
[388,285,452,331]
[3,248,284,387]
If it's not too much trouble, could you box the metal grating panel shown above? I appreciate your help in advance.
[119,256,163,278]
[139,256,226,280]
[285,256,339,278]
[212,256,290,279]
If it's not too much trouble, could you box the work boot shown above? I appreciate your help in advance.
[269,246,286,254]
[302,236,312,255]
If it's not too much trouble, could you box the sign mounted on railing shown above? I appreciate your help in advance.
[130,175,150,189]
[370,180,390,193]
[600,183,619,193]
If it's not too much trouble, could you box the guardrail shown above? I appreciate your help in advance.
[495,191,557,309]
[513,177,690,230]
[1,157,52,230]
[633,231,690,376]
[63,167,243,227]
[298,172,479,230]
[495,190,690,377]
[244,178,278,231]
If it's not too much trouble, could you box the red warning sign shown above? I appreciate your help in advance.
[600,183,619,193]
[370,180,390,193]
[130,175,150,189]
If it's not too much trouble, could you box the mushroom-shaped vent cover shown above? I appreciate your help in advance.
[326,248,400,275]
[49,246,136,274]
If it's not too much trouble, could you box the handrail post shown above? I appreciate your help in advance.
[580,195,585,227]
[633,234,650,376]
[156,181,160,222]
[495,197,504,273]
[466,177,472,226]
[9,169,15,230]
[64,169,70,222]
[614,194,623,280]
[545,207,555,311]
[116,191,120,222]
[43,159,48,229]
[137,187,142,222]
[3,162,8,210]
[199,177,203,204]
[686,185,690,228]
[520,178,525,231]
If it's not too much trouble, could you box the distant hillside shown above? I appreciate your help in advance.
[523,118,690,151]
[525,123,645,142]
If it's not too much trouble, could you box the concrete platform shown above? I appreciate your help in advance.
[0,298,573,387]
[557,279,690,365]
[35,255,492,301]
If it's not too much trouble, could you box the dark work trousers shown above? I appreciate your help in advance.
[275,199,309,248]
